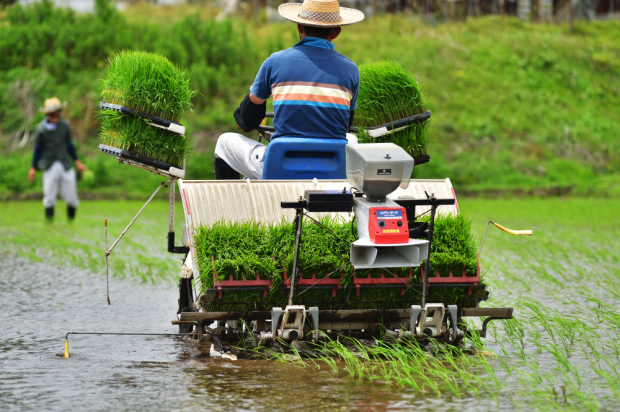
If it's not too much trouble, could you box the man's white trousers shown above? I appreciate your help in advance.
[42,161,79,208]
[214,133,359,180]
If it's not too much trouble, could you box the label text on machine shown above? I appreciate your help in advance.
[377,210,402,219]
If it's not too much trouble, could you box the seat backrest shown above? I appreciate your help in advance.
[262,137,348,180]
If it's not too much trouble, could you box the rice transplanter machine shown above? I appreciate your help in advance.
[170,143,515,348]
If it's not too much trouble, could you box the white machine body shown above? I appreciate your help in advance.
[346,143,414,202]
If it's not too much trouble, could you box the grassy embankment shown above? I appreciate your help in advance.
[1,1,619,199]
[1,198,619,409]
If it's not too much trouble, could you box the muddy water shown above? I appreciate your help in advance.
[0,253,501,411]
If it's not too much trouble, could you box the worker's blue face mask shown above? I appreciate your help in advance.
[44,116,58,131]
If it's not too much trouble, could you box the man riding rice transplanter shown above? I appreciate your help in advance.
[214,0,364,180]
[28,97,88,221]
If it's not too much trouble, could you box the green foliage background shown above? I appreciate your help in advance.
[1,0,619,198]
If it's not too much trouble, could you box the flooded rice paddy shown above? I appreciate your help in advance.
[1,254,440,411]
[0,199,619,411]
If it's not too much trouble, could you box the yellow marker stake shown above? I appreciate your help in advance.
[64,339,70,358]
[479,221,533,254]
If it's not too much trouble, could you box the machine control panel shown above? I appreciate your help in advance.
[368,207,409,244]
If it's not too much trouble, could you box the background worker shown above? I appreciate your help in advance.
[214,0,364,180]
[28,97,88,220]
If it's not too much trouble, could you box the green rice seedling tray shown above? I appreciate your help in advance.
[98,144,185,179]
[354,61,430,159]
[200,283,484,312]
[99,102,186,136]
[201,252,483,312]
[99,51,194,168]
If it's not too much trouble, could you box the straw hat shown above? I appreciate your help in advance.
[39,97,67,114]
[278,0,364,27]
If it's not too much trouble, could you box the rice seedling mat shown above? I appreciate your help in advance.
[98,144,185,179]
[348,110,431,138]
[99,51,195,169]
[354,61,431,160]
[192,213,482,312]
[99,102,186,135]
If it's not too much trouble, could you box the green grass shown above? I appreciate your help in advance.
[0,200,185,283]
[354,61,429,158]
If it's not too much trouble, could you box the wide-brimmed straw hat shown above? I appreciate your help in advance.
[278,0,364,27]
[39,97,67,114]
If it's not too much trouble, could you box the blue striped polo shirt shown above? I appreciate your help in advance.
[250,37,359,140]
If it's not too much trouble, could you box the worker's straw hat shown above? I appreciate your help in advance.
[278,0,364,27]
[39,97,67,114]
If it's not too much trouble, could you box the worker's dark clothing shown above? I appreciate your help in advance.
[32,119,77,171]
[31,118,80,213]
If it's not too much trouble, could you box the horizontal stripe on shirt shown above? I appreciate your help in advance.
[273,85,353,102]
[273,100,351,110]
[273,93,351,106]
[272,81,353,97]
